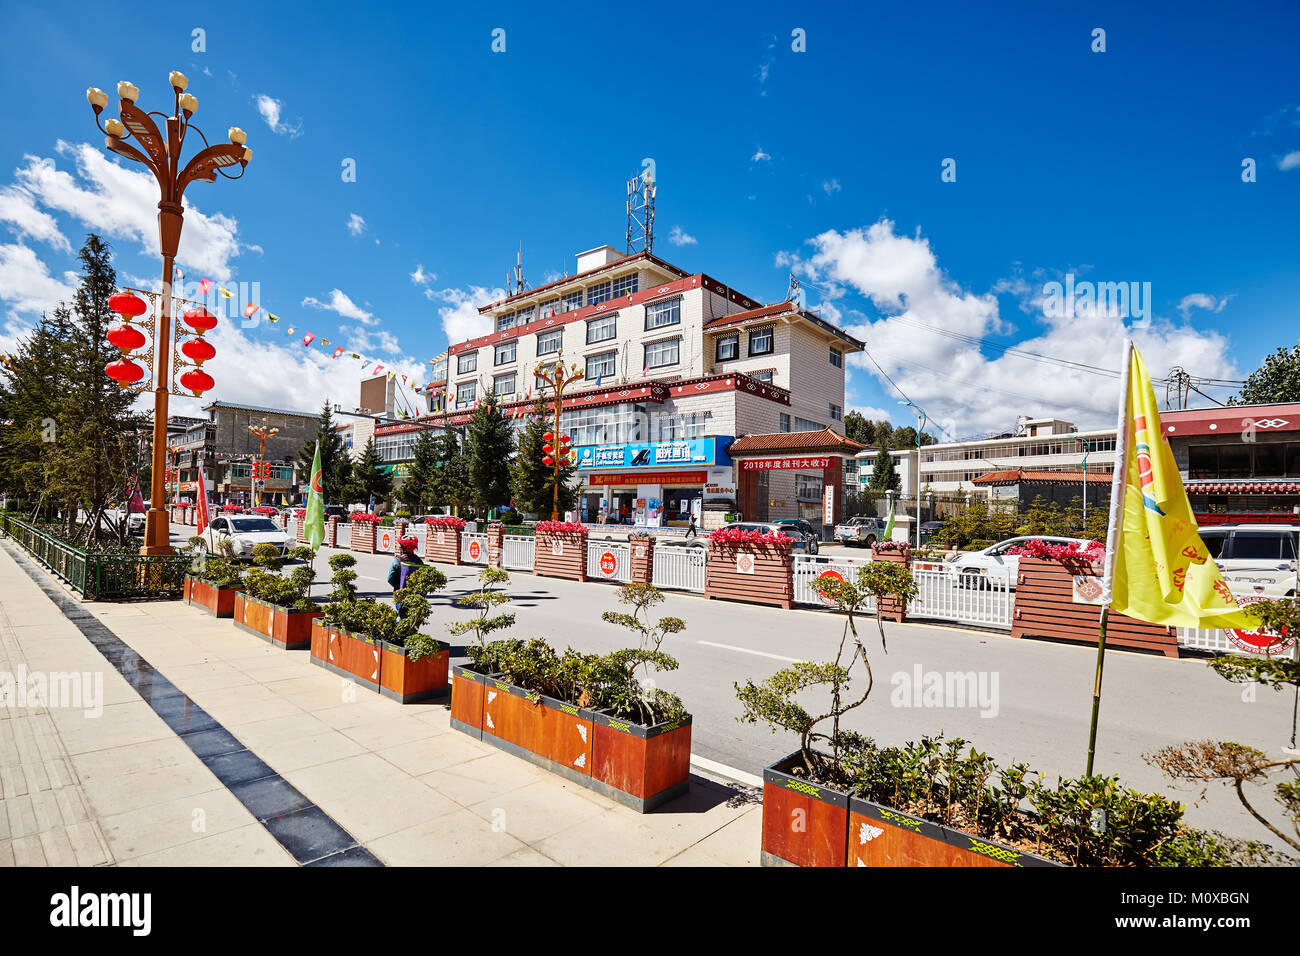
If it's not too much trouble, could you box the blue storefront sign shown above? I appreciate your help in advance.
[574,436,732,470]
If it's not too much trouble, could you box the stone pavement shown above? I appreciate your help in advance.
[0,542,760,866]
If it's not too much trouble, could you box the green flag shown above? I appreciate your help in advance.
[304,440,326,550]
[882,502,895,542]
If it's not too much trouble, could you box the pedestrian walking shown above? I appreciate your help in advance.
[686,512,697,539]
[390,537,425,617]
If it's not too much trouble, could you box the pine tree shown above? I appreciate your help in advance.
[398,429,440,511]
[352,436,393,507]
[509,398,577,517]
[299,402,354,505]
[465,394,513,516]
[868,447,901,492]
[427,429,471,513]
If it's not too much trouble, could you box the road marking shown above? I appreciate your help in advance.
[697,640,800,663]
[689,754,763,789]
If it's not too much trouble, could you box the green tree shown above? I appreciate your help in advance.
[352,436,393,507]
[427,429,472,513]
[465,394,512,515]
[1231,344,1300,406]
[509,399,577,517]
[299,402,355,506]
[842,411,874,447]
[872,420,894,451]
[868,448,901,492]
[397,429,440,512]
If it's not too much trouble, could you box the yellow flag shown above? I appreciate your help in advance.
[1108,344,1255,629]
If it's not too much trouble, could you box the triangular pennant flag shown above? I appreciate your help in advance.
[219,286,233,298]
[173,266,184,282]
[198,278,213,295]
[266,313,280,323]
[332,347,344,358]
[373,364,384,375]
[302,333,315,346]
[387,371,396,381]
[350,352,360,359]
[243,302,259,318]
[361,361,371,370]
[286,326,295,335]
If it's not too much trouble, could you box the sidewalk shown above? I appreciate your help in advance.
[0,541,760,867]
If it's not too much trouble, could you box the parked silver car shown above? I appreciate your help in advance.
[720,521,819,555]
[949,535,1092,588]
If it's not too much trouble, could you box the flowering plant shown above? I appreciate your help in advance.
[220,504,243,512]
[350,512,382,524]
[871,540,910,553]
[1008,538,1105,561]
[251,506,277,516]
[292,508,306,518]
[535,520,588,536]
[424,515,466,529]
[627,530,653,540]
[707,527,793,545]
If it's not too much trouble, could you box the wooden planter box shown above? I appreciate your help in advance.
[451,673,693,812]
[183,574,242,618]
[533,532,588,582]
[309,621,449,702]
[705,542,794,609]
[424,525,463,565]
[629,539,654,584]
[350,523,378,554]
[869,546,911,622]
[232,593,322,650]
[762,753,1058,867]
[1012,556,1179,657]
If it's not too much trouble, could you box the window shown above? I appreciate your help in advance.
[750,370,774,384]
[779,413,791,433]
[794,417,823,432]
[716,333,739,362]
[749,326,774,356]
[493,373,516,396]
[457,352,477,375]
[540,299,560,319]
[587,281,612,306]
[645,297,681,331]
[644,337,680,370]
[830,403,843,421]
[795,475,823,500]
[1231,531,1298,561]
[537,328,563,355]
[830,347,843,368]
[514,306,535,326]
[562,290,584,312]
[586,314,617,344]
[612,274,639,298]
[456,382,476,406]
[494,341,516,366]
[496,312,516,333]
[586,351,617,380]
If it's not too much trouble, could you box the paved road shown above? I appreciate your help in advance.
[179,527,1299,850]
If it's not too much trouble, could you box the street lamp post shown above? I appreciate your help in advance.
[899,400,929,550]
[247,417,279,508]
[87,73,251,554]
[533,353,585,521]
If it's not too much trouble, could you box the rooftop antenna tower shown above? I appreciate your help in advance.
[626,167,656,255]
[787,274,802,308]
[514,244,525,295]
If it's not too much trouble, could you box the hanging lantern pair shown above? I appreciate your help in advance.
[178,307,218,395]
[104,291,149,388]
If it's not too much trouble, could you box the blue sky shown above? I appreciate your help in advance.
[0,0,1297,435]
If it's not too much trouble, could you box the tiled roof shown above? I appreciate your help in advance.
[203,400,317,419]
[728,428,867,456]
[1185,480,1300,494]
[972,469,1111,485]
[704,301,865,350]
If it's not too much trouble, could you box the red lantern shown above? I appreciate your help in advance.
[559,434,571,444]
[182,308,218,332]
[181,338,216,365]
[106,323,146,353]
[542,444,553,455]
[108,292,147,318]
[179,368,214,396]
[542,455,554,466]
[105,358,144,385]
[543,431,554,442]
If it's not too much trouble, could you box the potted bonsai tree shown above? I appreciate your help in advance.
[233,543,321,649]
[446,566,516,738]
[183,535,244,618]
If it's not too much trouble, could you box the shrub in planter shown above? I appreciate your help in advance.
[183,536,244,618]
[234,544,320,649]
[312,565,450,702]
[446,567,516,737]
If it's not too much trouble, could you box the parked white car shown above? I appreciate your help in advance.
[203,515,292,558]
[949,535,1092,588]
[1199,524,1298,597]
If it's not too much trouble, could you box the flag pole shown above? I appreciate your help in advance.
[1087,338,1133,777]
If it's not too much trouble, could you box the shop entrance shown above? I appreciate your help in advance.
[609,489,637,525]
[581,492,605,523]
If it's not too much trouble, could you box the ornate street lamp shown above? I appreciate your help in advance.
[87,73,251,554]
[533,353,585,520]
[247,417,279,508]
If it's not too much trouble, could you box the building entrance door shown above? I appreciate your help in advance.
[755,472,769,522]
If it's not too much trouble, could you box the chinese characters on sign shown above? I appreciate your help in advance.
[739,457,832,471]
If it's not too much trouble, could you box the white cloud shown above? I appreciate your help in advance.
[750,148,771,163]
[1279,151,1300,171]
[254,95,303,138]
[788,219,1239,433]
[850,405,895,423]
[301,288,378,326]
[668,226,697,246]
[347,213,366,236]
[13,142,243,280]
[1177,293,1234,317]
[0,243,75,318]
[435,286,508,343]
[0,186,70,252]
[822,178,842,196]
[410,264,435,286]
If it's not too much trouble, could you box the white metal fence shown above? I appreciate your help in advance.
[793,554,876,608]
[908,564,1013,629]
[461,532,489,564]
[1176,587,1297,658]
[502,534,535,571]
[651,545,706,592]
[586,541,631,583]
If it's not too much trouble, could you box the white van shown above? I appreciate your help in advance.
[1199,524,1299,596]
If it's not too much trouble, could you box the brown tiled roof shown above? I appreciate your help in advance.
[972,469,1111,485]
[728,428,868,456]
[705,301,865,350]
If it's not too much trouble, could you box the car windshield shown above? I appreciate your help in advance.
[230,518,279,533]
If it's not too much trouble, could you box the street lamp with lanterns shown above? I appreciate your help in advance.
[87,72,251,554]
[247,417,279,508]
[533,353,585,520]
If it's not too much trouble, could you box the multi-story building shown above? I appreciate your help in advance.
[406,244,863,525]
[171,401,317,506]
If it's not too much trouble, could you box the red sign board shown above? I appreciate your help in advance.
[599,551,617,577]
[468,540,482,560]
[739,457,831,471]
[587,470,707,487]
[1228,595,1297,656]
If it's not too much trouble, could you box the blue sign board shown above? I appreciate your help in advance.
[574,436,732,470]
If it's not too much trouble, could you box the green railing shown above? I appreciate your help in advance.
[0,514,192,600]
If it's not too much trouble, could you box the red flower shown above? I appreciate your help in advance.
[535,520,587,536]
[350,512,382,524]
[423,516,466,529]
[1008,538,1105,562]
[706,527,793,545]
